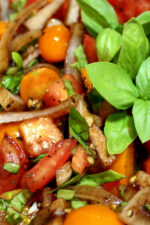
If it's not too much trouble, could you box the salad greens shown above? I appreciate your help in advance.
[104,112,137,154]
[86,62,139,110]
[63,79,75,97]
[12,52,23,69]
[78,170,125,186]
[3,163,20,174]
[77,0,118,29]
[137,11,150,35]
[96,28,122,62]
[136,56,150,99]
[118,18,149,80]
[81,10,102,37]
[74,45,88,69]
[132,99,150,143]
[69,107,92,155]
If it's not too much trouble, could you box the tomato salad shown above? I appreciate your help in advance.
[0,0,150,224]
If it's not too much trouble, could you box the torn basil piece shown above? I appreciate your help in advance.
[78,170,125,187]
[3,163,20,174]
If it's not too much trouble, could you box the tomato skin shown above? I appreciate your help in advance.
[103,181,120,197]
[43,74,83,107]
[39,25,70,63]
[20,67,60,104]
[19,117,63,158]
[25,0,37,6]
[0,135,28,194]
[83,34,98,63]
[71,145,90,174]
[21,139,77,192]
[144,157,150,174]
[53,0,70,21]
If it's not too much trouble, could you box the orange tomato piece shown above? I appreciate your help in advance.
[110,143,135,185]
[39,25,70,63]
[81,68,93,92]
[0,123,23,148]
[71,145,90,174]
[19,117,63,157]
[0,21,8,39]
[64,205,124,225]
[20,67,60,103]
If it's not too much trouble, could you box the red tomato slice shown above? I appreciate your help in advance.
[53,0,70,21]
[43,74,83,107]
[25,0,37,6]
[83,34,98,63]
[144,157,150,174]
[0,134,28,194]
[21,139,77,192]
[103,181,120,197]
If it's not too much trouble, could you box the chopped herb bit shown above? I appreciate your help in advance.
[27,59,39,68]
[74,45,88,69]
[32,154,46,163]
[0,199,9,212]
[3,163,20,174]
[71,199,88,209]
[144,203,150,211]
[120,186,126,199]
[1,73,24,95]
[11,0,27,12]
[63,79,75,97]
[57,189,75,200]
[12,52,23,69]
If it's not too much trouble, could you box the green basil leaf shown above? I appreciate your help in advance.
[32,154,46,163]
[9,13,18,21]
[63,79,75,97]
[137,11,150,35]
[12,52,23,69]
[86,62,139,110]
[71,199,88,209]
[96,28,122,62]
[136,57,150,99]
[0,199,9,212]
[11,0,26,12]
[3,163,20,174]
[104,112,137,154]
[1,73,24,95]
[70,127,92,155]
[76,0,118,29]
[57,190,75,200]
[87,88,104,114]
[144,203,150,211]
[132,99,150,143]
[74,45,88,69]
[78,170,125,187]
[6,189,32,225]
[69,107,89,141]
[81,10,103,38]
[49,174,83,193]
[118,18,149,80]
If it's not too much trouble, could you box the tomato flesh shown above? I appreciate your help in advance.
[21,139,77,192]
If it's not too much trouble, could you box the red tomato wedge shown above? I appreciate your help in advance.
[43,74,83,107]
[0,134,28,194]
[83,34,98,63]
[21,139,77,192]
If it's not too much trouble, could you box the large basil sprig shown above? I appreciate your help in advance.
[85,62,139,110]
[137,11,150,35]
[118,18,149,80]
[81,10,102,38]
[104,112,137,154]
[69,107,92,155]
[136,57,150,99]
[76,0,118,29]
[132,99,150,143]
[96,28,122,62]
[78,170,125,186]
